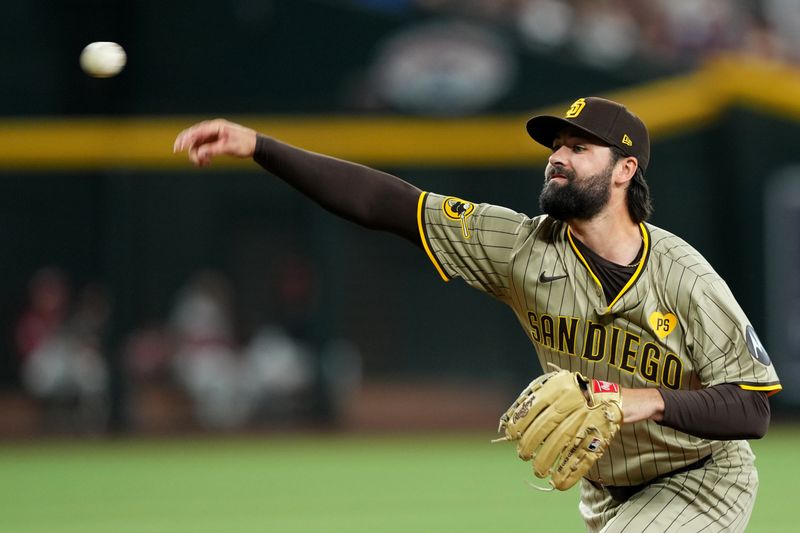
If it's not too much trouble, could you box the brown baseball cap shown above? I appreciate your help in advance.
[526,97,650,173]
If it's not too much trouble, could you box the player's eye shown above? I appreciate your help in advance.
[573,145,586,153]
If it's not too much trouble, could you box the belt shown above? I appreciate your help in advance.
[590,455,711,503]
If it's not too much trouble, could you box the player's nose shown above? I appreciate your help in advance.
[548,146,569,168]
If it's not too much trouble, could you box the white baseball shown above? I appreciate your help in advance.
[80,41,127,78]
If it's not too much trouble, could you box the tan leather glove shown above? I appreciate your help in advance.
[496,368,623,490]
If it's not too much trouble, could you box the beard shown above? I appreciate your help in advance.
[538,162,613,221]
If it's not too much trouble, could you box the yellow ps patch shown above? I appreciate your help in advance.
[649,312,677,338]
[442,197,475,239]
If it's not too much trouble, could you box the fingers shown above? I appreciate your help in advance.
[191,138,228,167]
[175,119,230,168]
[174,119,220,153]
[187,143,212,167]
[174,119,257,166]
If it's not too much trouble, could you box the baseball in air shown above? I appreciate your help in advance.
[79,41,126,78]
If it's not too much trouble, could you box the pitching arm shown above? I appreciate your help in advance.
[254,135,421,245]
[174,119,422,245]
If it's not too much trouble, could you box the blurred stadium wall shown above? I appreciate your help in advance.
[1,1,799,433]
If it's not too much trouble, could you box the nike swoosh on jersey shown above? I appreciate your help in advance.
[539,272,568,283]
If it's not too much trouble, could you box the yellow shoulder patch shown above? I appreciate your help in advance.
[442,197,475,239]
[442,197,475,220]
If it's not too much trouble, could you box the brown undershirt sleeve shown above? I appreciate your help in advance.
[657,384,770,440]
[253,134,422,246]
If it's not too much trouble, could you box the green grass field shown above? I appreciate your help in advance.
[1,425,798,532]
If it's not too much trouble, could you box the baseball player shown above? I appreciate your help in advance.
[174,96,781,532]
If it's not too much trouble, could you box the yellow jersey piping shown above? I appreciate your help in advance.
[567,228,602,289]
[417,192,450,282]
[567,223,650,312]
[739,383,782,396]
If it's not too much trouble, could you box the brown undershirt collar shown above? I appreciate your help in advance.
[572,238,643,304]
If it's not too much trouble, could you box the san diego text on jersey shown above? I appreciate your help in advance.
[526,311,683,389]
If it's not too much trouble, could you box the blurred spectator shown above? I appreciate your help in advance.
[240,253,322,422]
[763,0,800,62]
[241,252,362,425]
[517,0,575,50]
[15,266,70,363]
[571,0,640,67]
[131,260,363,431]
[240,325,315,420]
[742,12,791,61]
[16,268,110,433]
[169,269,247,429]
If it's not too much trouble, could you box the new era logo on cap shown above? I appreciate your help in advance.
[526,97,651,173]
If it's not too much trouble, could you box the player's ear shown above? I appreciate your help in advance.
[615,156,637,185]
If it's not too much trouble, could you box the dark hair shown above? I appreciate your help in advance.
[610,146,652,223]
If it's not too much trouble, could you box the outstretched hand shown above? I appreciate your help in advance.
[173,119,258,167]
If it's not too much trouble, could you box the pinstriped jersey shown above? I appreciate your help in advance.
[418,192,781,487]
